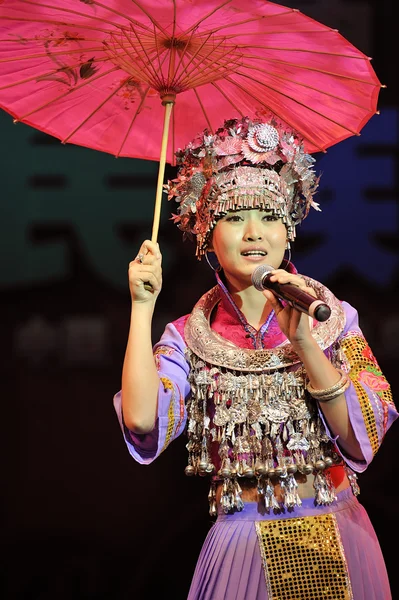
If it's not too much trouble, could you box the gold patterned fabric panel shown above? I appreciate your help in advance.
[340,334,394,455]
[160,376,176,452]
[255,514,353,599]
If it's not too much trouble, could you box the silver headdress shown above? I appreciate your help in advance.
[166,114,321,257]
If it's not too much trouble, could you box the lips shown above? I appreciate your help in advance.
[241,249,267,257]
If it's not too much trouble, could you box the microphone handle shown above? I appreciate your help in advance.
[263,275,331,322]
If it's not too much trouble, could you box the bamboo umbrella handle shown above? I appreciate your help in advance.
[151,100,174,243]
[143,98,174,292]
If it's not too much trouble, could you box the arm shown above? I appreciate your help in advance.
[114,321,191,465]
[292,334,364,460]
[121,240,162,434]
[263,270,363,459]
[263,270,397,465]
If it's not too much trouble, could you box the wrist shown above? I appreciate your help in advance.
[291,334,318,356]
[131,298,156,317]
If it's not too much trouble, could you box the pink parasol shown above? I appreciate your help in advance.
[0,0,383,242]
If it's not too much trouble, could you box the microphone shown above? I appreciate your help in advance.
[251,264,331,322]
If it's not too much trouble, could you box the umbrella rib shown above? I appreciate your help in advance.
[211,29,343,42]
[0,56,110,91]
[179,53,213,131]
[20,0,154,35]
[0,15,116,35]
[122,0,168,37]
[194,11,314,37]
[0,46,105,64]
[193,88,213,132]
[0,36,104,43]
[118,25,166,89]
[117,28,161,86]
[210,81,245,118]
[235,43,368,60]
[171,27,206,88]
[174,37,239,89]
[167,0,177,85]
[171,105,176,167]
[236,64,374,111]
[185,4,295,37]
[116,85,151,157]
[184,0,234,35]
[62,77,132,144]
[229,72,359,136]
[152,23,167,89]
[14,65,120,122]
[207,27,336,37]
[239,54,378,85]
[223,75,327,152]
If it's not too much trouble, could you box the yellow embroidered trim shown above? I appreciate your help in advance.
[255,514,353,599]
[340,334,393,454]
[154,346,174,357]
[154,346,174,370]
[160,376,176,452]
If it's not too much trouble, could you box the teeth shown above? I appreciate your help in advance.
[243,251,265,256]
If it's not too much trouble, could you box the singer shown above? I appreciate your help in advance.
[114,115,397,600]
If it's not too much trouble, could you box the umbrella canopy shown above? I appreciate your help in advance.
[0,0,382,240]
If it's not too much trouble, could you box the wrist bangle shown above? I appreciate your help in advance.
[306,369,350,403]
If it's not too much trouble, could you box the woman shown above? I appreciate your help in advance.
[114,115,397,599]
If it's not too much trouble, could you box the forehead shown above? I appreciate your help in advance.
[223,207,275,216]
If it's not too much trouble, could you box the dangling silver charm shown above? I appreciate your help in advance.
[345,467,360,496]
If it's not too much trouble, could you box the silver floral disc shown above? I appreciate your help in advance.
[247,124,280,153]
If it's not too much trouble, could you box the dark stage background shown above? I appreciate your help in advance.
[1,1,398,598]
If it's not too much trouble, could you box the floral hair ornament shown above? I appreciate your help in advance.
[166,114,321,258]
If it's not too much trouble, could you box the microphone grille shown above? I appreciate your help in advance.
[251,264,274,291]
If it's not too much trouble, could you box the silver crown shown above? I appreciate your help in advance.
[247,124,280,153]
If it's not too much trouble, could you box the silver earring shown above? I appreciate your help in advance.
[205,251,221,272]
[284,241,292,267]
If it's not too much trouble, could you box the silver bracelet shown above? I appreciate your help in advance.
[306,369,350,402]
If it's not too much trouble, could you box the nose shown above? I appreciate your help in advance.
[243,221,263,241]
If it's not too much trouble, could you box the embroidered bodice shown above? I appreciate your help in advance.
[183,277,347,513]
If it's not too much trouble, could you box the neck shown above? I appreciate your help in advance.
[226,278,272,330]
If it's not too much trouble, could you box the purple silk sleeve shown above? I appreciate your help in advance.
[318,301,398,472]
[113,322,191,464]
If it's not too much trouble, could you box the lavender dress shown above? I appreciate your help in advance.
[114,277,397,600]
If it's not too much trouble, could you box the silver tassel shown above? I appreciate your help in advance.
[313,472,337,505]
[281,472,302,509]
[346,467,361,496]
[263,478,280,512]
[208,483,217,517]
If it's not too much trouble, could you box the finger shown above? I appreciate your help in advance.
[137,264,162,286]
[262,289,284,313]
[303,285,317,298]
[129,262,161,279]
[269,271,307,289]
[131,270,162,292]
[133,240,161,263]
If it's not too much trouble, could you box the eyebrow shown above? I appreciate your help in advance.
[225,209,274,216]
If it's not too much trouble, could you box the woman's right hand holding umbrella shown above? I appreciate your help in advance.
[128,240,162,305]
[122,240,163,434]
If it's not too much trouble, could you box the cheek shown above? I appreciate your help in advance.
[270,225,288,246]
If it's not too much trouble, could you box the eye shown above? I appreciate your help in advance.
[224,214,242,222]
[262,214,279,221]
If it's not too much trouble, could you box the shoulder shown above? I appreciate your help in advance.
[170,314,191,340]
[170,286,219,340]
[340,300,362,335]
